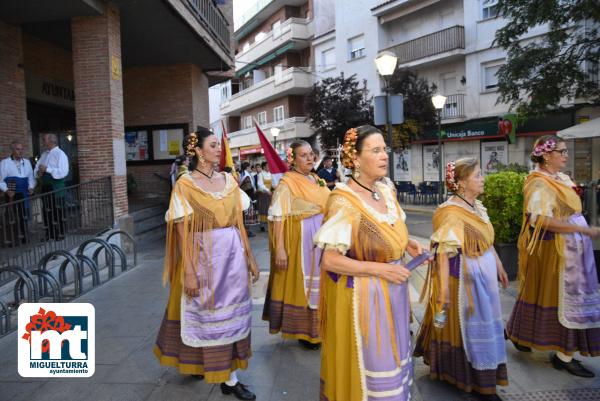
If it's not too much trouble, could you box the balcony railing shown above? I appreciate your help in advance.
[185,0,231,54]
[386,25,465,65]
[441,94,466,120]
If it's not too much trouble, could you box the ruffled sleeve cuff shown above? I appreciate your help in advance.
[313,209,352,255]
[239,189,251,211]
[165,192,193,222]
[268,183,291,221]
[431,227,461,257]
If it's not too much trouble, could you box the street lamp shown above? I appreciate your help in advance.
[270,127,280,154]
[375,51,398,182]
[431,94,447,204]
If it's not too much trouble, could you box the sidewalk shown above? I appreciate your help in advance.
[0,232,599,401]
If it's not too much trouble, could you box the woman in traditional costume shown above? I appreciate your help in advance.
[506,135,600,377]
[414,158,509,401]
[316,125,427,401]
[256,161,274,232]
[262,140,330,349]
[154,128,260,400]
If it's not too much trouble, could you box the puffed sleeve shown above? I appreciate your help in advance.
[430,223,462,257]
[526,182,556,225]
[165,191,192,222]
[239,188,251,211]
[313,208,352,255]
[268,182,291,221]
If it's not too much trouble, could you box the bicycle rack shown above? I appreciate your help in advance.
[37,250,82,298]
[106,230,137,268]
[0,300,10,335]
[78,238,115,281]
[0,265,37,303]
[16,270,63,303]
[75,254,100,288]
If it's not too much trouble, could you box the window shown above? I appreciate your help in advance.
[220,85,229,101]
[244,115,253,129]
[274,64,283,79]
[255,31,266,43]
[242,42,250,52]
[257,111,267,125]
[347,35,365,61]
[483,63,503,90]
[273,106,285,122]
[481,0,499,19]
[320,48,336,72]
[272,20,281,38]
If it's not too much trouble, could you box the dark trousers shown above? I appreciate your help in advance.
[41,185,66,241]
[3,192,29,246]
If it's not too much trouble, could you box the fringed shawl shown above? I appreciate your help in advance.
[163,173,257,307]
[517,171,581,284]
[319,187,409,368]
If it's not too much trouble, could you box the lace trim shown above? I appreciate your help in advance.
[184,173,236,199]
[442,199,490,222]
[336,182,399,225]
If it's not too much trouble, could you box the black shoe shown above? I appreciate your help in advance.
[220,382,256,400]
[191,374,204,380]
[298,339,321,350]
[247,231,256,238]
[476,393,503,401]
[260,226,265,232]
[511,339,531,352]
[551,354,595,378]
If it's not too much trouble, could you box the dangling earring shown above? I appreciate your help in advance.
[198,155,207,167]
[353,164,360,180]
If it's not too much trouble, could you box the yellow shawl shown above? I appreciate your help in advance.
[321,188,409,367]
[163,174,257,306]
[517,171,581,283]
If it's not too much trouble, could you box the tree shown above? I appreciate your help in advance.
[495,0,600,116]
[387,69,438,149]
[305,73,373,150]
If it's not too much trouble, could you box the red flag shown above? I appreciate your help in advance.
[255,121,288,174]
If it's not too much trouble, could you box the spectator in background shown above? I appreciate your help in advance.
[317,157,340,190]
[239,162,256,238]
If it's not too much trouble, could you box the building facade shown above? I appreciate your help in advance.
[0,0,233,219]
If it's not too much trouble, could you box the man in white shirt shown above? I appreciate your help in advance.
[34,133,69,241]
[1,141,36,244]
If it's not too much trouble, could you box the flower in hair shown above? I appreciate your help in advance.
[341,128,358,169]
[186,133,198,157]
[531,139,557,158]
[286,147,294,165]
[445,161,458,192]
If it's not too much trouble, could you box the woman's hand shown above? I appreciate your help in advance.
[184,287,199,299]
[275,247,288,270]
[497,264,509,289]
[582,226,600,238]
[371,262,411,284]
[406,238,423,258]
[249,263,260,283]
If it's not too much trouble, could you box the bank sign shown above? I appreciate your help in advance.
[18,303,95,377]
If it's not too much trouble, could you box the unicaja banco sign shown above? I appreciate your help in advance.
[18,303,95,377]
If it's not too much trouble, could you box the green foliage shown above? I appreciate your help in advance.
[496,162,530,174]
[387,70,438,149]
[305,74,373,150]
[495,0,600,116]
[481,171,527,243]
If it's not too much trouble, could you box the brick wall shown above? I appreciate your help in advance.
[123,64,195,131]
[72,3,128,218]
[0,22,28,156]
[22,33,73,83]
[127,163,172,199]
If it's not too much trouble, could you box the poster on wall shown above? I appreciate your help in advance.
[152,129,184,160]
[481,141,508,175]
[423,145,443,182]
[394,149,411,181]
[125,130,148,161]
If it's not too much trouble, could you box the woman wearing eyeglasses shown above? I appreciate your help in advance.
[315,125,427,401]
[506,135,600,378]
[262,140,330,349]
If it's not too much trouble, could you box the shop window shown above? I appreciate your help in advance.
[124,124,186,163]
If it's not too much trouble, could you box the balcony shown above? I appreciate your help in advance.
[235,18,313,73]
[441,94,466,120]
[229,117,313,149]
[384,25,465,67]
[183,0,231,55]
[221,67,314,116]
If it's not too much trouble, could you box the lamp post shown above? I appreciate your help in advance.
[375,51,398,182]
[270,126,280,155]
[431,94,447,204]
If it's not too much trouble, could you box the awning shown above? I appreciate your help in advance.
[235,42,295,77]
[558,118,600,139]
